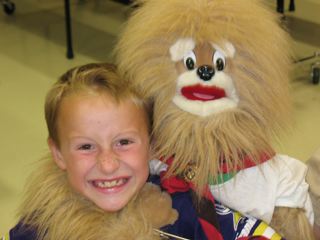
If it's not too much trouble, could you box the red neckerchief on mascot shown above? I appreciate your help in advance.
[160,152,274,193]
[159,153,275,240]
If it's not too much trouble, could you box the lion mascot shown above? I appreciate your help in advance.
[115,0,315,239]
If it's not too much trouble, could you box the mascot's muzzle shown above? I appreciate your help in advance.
[197,65,215,81]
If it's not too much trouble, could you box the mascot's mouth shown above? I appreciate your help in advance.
[181,84,226,101]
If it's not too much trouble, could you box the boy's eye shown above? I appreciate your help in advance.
[118,139,132,146]
[78,144,93,150]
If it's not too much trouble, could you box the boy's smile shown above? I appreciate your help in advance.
[91,178,129,190]
[48,93,150,212]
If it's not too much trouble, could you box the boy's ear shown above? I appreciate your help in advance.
[47,138,67,170]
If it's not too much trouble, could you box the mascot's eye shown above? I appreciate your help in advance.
[213,50,226,71]
[183,51,196,70]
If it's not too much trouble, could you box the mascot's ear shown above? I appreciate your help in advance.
[212,41,236,58]
[48,138,67,170]
[169,38,196,62]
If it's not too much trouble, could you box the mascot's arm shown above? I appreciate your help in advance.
[210,155,313,224]
[268,155,315,240]
[108,183,178,240]
[275,155,314,224]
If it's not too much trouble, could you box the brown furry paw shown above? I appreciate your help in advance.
[138,183,178,228]
[270,207,315,240]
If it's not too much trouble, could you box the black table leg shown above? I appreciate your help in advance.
[64,0,74,59]
[277,0,284,13]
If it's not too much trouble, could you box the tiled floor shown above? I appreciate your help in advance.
[0,0,319,235]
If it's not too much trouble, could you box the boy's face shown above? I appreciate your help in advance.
[48,93,150,212]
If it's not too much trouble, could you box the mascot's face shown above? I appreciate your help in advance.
[170,38,238,117]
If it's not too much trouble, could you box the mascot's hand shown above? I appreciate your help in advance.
[138,183,178,229]
[107,183,177,240]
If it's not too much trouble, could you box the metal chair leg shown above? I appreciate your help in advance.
[64,0,74,59]
[277,0,284,13]
[289,0,295,11]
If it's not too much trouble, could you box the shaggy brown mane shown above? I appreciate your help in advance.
[115,0,292,193]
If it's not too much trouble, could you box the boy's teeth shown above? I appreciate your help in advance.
[94,179,126,188]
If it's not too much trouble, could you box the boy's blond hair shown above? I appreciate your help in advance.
[45,63,150,146]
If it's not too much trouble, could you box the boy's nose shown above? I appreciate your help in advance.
[97,150,120,173]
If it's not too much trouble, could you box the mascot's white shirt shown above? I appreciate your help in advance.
[209,154,314,224]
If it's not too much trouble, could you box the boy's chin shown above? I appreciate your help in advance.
[94,199,128,212]
[89,190,135,212]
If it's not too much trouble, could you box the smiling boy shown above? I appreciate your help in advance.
[4,63,177,240]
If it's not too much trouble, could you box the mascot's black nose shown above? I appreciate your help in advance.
[197,65,215,81]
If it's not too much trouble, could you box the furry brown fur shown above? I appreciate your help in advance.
[271,207,315,240]
[18,156,178,240]
[115,0,314,239]
[115,0,291,190]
